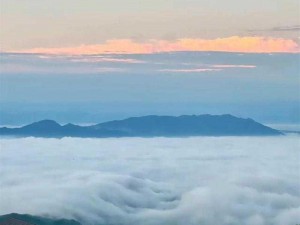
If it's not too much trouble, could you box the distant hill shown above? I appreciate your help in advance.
[0,114,282,138]
[0,213,81,225]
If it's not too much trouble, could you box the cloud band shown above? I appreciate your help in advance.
[11,36,299,55]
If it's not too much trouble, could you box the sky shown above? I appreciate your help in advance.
[0,0,299,53]
[0,0,299,125]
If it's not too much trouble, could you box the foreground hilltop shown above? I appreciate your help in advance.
[0,213,81,225]
[0,114,282,138]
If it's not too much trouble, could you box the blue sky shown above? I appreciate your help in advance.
[0,52,299,125]
[0,0,299,125]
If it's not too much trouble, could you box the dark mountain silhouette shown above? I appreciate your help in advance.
[0,114,282,138]
[0,213,81,225]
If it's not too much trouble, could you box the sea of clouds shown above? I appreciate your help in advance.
[0,136,299,225]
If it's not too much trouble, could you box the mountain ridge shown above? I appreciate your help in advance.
[0,213,81,225]
[0,114,283,138]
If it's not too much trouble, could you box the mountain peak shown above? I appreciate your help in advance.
[23,120,61,129]
[0,115,283,138]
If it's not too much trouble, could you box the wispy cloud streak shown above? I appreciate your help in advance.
[212,64,257,68]
[272,25,300,31]
[159,68,222,73]
[69,56,145,64]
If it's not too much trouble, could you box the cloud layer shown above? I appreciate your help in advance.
[0,51,259,75]
[12,36,300,55]
[0,136,299,225]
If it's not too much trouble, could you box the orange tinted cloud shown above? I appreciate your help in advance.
[14,36,299,55]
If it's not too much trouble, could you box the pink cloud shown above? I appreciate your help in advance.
[212,64,257,68]
[12,36,300,55]
[69,57,145,64]
[160,68,222,73]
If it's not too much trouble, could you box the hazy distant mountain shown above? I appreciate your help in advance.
[0,120,126,138]
[0,114,282,138]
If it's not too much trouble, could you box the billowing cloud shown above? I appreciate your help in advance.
[12,36,300,55]
[0,136,299,225]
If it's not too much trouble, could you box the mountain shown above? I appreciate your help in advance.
[0,120,126,138]
[0,213,81,225]
[0,114,282,138]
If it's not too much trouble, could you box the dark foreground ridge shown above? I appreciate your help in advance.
[0,114,282,138]
[0,213,81,225]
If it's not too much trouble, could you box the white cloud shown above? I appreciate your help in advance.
[0,136,299,224]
